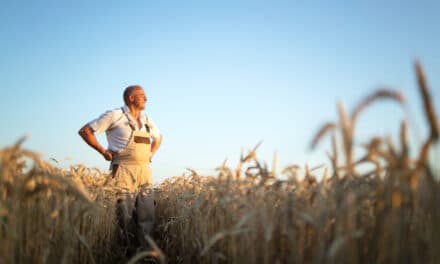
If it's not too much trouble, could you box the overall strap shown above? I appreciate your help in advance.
[122,107,151,133]
[121,107,136,131]
[144,116,151,133]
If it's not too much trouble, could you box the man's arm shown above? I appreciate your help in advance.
[151,134,163,157]
[78,124,113,161]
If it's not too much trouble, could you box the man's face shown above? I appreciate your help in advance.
[129,88,148,110]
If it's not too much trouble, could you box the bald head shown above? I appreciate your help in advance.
[123,85,143,105]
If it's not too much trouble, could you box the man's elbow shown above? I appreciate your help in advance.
[157,135,163,147]
[78,127,85,138]
[78,125,91,139]
[152,135,163,150]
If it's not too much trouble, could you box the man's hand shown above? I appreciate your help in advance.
[101,150,113,161]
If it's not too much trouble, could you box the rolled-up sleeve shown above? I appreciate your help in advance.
[88,110,115,134]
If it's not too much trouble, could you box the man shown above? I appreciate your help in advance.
[78,85,162,252]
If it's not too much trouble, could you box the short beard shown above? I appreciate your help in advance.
[133,101,145,110]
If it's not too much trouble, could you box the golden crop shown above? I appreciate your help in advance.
[0,62,438,263]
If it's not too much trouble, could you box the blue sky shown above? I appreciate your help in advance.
[1,1,439,183]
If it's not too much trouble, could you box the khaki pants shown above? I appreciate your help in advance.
[113,163,154,250]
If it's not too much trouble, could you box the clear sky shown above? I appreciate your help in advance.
[1,0,439,184]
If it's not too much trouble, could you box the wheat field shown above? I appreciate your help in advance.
[1,62,439,263]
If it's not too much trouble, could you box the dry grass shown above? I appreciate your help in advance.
[1,62,439,263]
[154,62,440,263]
[0,140,120,263]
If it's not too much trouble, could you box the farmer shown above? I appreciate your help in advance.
[78,85,162,252]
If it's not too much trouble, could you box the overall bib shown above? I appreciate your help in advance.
[112,119,155,250]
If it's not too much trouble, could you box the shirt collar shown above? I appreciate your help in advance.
[121,105,146,123]
[121,105,129,114]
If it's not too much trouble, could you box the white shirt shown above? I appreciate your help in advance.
[88,106,161,152]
